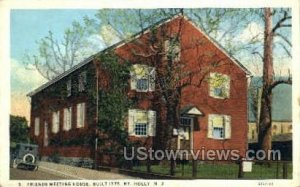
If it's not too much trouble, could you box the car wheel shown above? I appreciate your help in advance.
[12,159,18,168]
[23,153,35,163]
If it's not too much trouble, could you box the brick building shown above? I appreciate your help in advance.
[28,14,252,166]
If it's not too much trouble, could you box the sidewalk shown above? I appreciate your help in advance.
[39,161,139,180]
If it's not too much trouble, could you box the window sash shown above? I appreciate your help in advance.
[135,123,147,136]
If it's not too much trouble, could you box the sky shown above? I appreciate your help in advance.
[10,9,98,120]
[10,9,292,122]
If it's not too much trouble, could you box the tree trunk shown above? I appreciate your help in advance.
[258,8,274,156]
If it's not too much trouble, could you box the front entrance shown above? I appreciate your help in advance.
[176,117,193,150]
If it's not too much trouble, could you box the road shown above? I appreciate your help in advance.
[10,168,68,180]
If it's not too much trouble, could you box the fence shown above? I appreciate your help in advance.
[96,152,292,179]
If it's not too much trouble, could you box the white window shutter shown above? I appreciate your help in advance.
[149,67,156,92]
[34,117,40,136]
[77,104,81,127]
[148,110,156,136]
[130,72,137,90]
[82,103,85,127]
[225,115,231,139]
[63,108,67,130]
[128,109,135,136]
[225,76,230,98]
[68,107,72,130]
[207,115,213,138]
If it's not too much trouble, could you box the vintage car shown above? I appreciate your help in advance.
[10,143,39,171]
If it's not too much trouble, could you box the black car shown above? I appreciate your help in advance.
[10,143,39,171]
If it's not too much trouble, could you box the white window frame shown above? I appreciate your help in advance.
[63,107,72,131]
[130,64,155,92]
[209,72,230,99]
[78,71,87,92]
[208,114,231,140]
[76,102,86,128]
[128,109,156,137]
[52,111,60,133]
[34,117,40,136]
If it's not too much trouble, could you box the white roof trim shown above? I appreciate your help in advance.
[186,107,203,116]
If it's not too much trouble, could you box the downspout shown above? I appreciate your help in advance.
[93,58,99,169]
[246,74,253,152]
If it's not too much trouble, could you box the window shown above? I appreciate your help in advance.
[52,111,60,133]
[209,73,230,99]
[208,114,231,139]
[165,38,181,62]
[130,64,155,92]
[136,79,149,91]
[34,117,40,136]
[63,107,72,131]
[180,117,192,126]
[135,123,147,136]
[128,109,156,137]
[67,79,72,97]
[78,71,87,92]
[76,102,86,128]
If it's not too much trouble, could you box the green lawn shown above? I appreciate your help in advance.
[132,161,292,179]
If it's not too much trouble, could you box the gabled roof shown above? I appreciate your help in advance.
[27,14,251,97]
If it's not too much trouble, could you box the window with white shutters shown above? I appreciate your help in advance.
[128,109,156,137]
[34,117,40,136]
[78,71,87,92]
[52,111,60,133]
[76,102,85,128]
[208,114,231,139]
[209,73,230,99]
[63,107,72,131]
[130,64,155,92]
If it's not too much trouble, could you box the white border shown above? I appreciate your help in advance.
[0,0,299,187]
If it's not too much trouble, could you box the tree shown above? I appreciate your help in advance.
[258,8,292,155]
[23,21,102,80]
[10,115,29,144]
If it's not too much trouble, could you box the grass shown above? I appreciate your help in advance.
[132,161,292,179]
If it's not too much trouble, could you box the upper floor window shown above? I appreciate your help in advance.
[128,109,156,137]
[209,73,230,99]
[208,114,231,139]
[78,71,87,92]
[76,102,86,128]
[63,107,72,131]
[67,79,72,97]
[52,111,60,133]
[130,64,155,92]
[34,117,40,136]
[165,38,181,62]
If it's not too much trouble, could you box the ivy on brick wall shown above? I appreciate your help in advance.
[94,51,135,153]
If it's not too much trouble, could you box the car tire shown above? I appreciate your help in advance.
[23,153,35,163]
[12,159,18,168]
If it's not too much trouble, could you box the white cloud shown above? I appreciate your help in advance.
[11,58,47,120]
[237,22,264,43]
